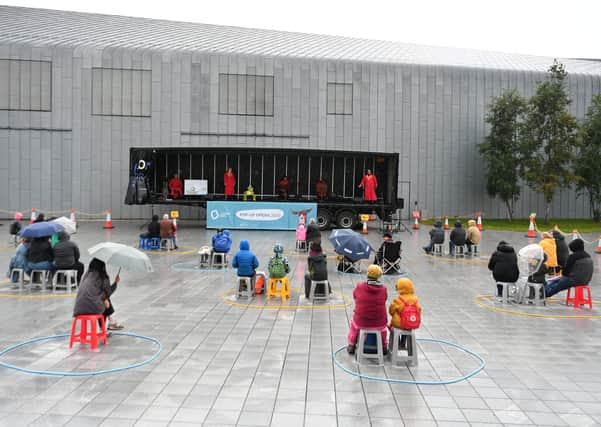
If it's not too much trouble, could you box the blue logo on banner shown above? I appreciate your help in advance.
[207,201,317,230]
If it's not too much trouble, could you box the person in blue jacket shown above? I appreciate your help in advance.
[232,240,259,286]
[212,229,232,253]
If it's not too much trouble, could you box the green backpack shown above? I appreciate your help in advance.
[269,256,288,278]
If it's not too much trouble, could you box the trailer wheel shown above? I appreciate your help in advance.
[336,210,357,229]
[316,209,332,230]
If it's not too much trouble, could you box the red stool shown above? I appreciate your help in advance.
[565,285,593,311]
[69,314,108,350]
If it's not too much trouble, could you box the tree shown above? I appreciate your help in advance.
[479,89,527,221]
[575,94,601,222]
[519,60,579,224]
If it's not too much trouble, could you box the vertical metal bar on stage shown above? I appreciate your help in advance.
[213,155,216,194]
[342,156,346,198]
[237,155,240,196]
[352,157,356,199]
[261,156,264,200]
[296,156,300,197]
[331,157,335,195]
[308,156,311,197]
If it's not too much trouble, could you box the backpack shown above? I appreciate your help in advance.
[397,296,421,330]
[268,256,287,278]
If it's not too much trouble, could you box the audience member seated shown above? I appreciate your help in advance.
[449,221,466,254]
[159,214,178,249]
[140,215,161,239]
[27,236,55,274]
[212,229,232,254]
[347,265,388,355]
[53,231,85,282]
[389,278,422,348]
[487,240,519,297]
[73,258,124,331]
[304,243,329,298]
[544,238,593,298]
[168,174,183,199]
[539,232,559,275]
[374,232,402,274]
[232,240,259,288]
[268,243,290,279]
[337,255,359,274]
[552,230,569,274]
[306,218,322,248]
[422,221,444,254]
[7,237,30,282]
[33,213,46,223]
[465,219,481,253]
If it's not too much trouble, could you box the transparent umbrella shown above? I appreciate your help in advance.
[88,242,153,273]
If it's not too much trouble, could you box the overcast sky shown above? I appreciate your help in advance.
[4,0,600,59]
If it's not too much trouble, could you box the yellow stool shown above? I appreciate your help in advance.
[268,277,290,300]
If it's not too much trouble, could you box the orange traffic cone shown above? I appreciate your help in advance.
[526,215,536,238]
[362,220,368,234]
[30,208,36,224]
[477,212,483,231]
[103,209,114,229]
[596,235,601,254]
[443,216,449,230]
[70,208,76,224]
[572,229,579,241]
[413,217,419,230]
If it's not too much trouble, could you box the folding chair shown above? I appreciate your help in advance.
[380,241,402,274]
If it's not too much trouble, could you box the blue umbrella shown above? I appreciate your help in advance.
[328,229,374,262]
[19,222,63,238]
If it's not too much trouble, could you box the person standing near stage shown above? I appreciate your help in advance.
[358,169,378,203]
[316,177,328,200]
[224,167,236,199]
[278,176,290,200]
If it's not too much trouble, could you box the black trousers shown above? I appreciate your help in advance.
[56,261,85,283]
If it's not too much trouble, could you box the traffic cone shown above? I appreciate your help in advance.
[30,208,36,224]
[526,215,536,238]
[362,220,368,234]
[103,209,114,229]
[413,217,420,230]
[443,216,449,230]
[477,212,483,231]
[70,208,76,223]
[572,229,579,241]
[596,235,601,254]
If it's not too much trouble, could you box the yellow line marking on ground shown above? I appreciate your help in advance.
[424,253,489,264]
[133,244,198,256]
[221,289,352,310]
[474,294,601,319]
[0,292,76,299]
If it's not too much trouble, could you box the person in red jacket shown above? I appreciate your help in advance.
[168,174,183,199]
[224,167,236,199]
[358,169,378,203]
[347,264,389,354]
[278,176,290,200]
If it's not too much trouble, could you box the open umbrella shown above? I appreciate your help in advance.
[88,242,153,273]
[328,229,374,262]
[51,216,77,234]
[19,221,63,238]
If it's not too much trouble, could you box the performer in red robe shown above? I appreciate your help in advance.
[316,177,328,200]
[358,169,378,202]
[168,174,183,199]
[278,176,290,200]
[224,167,236,199]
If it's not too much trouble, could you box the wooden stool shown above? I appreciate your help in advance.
[69,314,108,350]
[268,277,290,300]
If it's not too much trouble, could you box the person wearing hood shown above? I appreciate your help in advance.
[232,240,259,286]
[304,243,329,298]
[423,220,445,254]
[26,236,54,275]
[488,241,519,297]
[539,232,559,275]
[306,218,322,249]
[212,229,232,254]
[544,239,593,298]
[465,219,481,253]
[347,265,388,355]
[143,214,161,239]
[449,221,466,255]
[53,231,84,282]
[552,230,569,273]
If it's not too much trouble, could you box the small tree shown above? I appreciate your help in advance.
[519,60,579,224]
[575,93,601,221]
[479,89,527,221]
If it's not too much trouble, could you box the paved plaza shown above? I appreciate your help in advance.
[0,220,600,427]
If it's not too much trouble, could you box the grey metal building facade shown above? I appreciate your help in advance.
[1,6,600,220]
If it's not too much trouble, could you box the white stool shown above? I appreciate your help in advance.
[52,270,78,292]
[211,252,228,269]
[357,329,385,366]
[496,281,517,303]
[309,280,329,302]
[452,245,465,257]
[389,327,418,367]
[432,243,444,256]
[296,240,307,252]
[10,268,26,291]
[161,238,175,250]
[521,282,546,306]
[236,276,254,299]
[469,245,480,256]
[30,270,50,289]
[198,250,211,268]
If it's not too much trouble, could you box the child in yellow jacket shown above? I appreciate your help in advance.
[389,278,422,348]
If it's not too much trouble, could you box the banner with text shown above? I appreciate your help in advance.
[207,201,317,230]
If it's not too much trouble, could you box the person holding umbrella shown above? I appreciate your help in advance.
[74,258,124,331]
